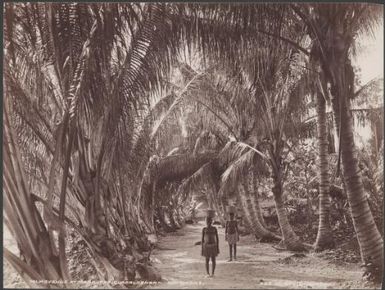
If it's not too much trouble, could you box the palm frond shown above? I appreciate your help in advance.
[219,148,269,199]
[175,162,216,202]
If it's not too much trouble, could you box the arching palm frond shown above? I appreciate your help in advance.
[176,162,217,203]
[219,146,269,199]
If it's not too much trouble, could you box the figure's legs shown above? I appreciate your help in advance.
[205,257,210,275]
[234,243,237,260]
[211,256,216,276]
[228,244,233,261]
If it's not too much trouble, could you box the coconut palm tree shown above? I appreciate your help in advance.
[171,38,311,250]
[167,62,284,240]
[291,3,383,279]
[250,172,270,230]
[5,2,383,283]
[176,3,319,250]
[245,37,312,251]
[299,74,382,251]
[241,173,281,240]
[3,96,65,288]
[196,1,383,269]
[3,2,197,283]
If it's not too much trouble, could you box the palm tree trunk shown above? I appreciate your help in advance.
[330,64,383,272]
[314,91,334,251]
[239,184,254,229]
[214,198,226,225]
[219,203,226,226]
[243,174,261,230]
[207,189,214,210]
[239,183,280,240]
[211,176,226,225]
[3,105,63,285]
[207,188,222,224]
[156,207,173,233]
[221,196,229,225]
[177,207,184,226]
[236,190,253,232]
[271,173,306,251]
[251,173,269,229]
[252,194,268,229]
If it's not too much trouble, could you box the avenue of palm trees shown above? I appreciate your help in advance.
[3,2,384,288]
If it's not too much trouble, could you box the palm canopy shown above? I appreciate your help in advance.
[3,2,383,285]
[3,0,310,264]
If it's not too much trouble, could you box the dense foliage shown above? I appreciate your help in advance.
[3,2,383,287]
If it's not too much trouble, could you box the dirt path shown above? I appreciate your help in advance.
[4,221,379,289]
[148,222,376,289]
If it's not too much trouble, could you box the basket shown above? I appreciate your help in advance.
[206,209,216,218]
[226,205,236,214]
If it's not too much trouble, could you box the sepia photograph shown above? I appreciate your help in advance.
[3,2,384,289]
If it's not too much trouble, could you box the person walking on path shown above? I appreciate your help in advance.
[201,216,219,277]
[225,212,239,261]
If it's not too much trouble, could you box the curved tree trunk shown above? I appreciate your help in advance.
[239,183,280,240]
[3,108,64,286]
[238,184,254,230]
[251,173,269,229]
[156,207,173,233]
[272,176,307,251]
[251,194,268,230]
[173,207,182,227]
[235,192,253,233]
[213,182,226,226]
[73,142,140,281]
[242,175,261,231]
[171,202,184,228]
[330,62,383,273]
[212,192,226,225]
[314,90,334,251]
